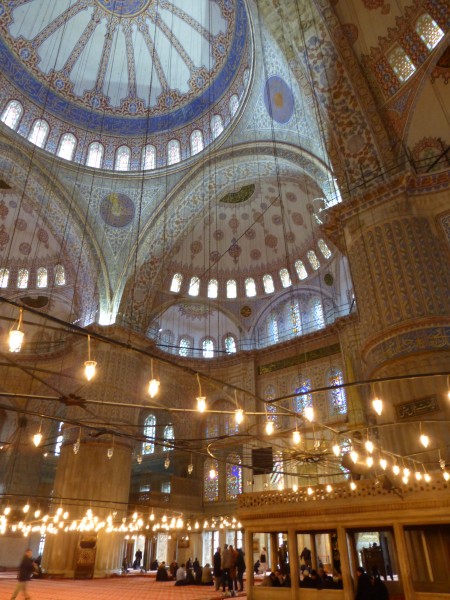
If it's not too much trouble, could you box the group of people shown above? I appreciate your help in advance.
[213,544,246,594]
[355,566,389,600]
[154,558,214,586]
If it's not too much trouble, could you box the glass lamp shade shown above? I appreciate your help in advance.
[293,484,298,492]
[366,456,374,468]
[372,398,383,415]
[33,432,42,447]
[148,378,160,398]
[326,484,333,493]
[393,464,400,475]
[365,440,374,453]
[187,463,194,475]
[164,457,170,469]
[350,481,357,490]
[332,444,340,457]
[350,451,358,464]
[380,458,387,470]
[304,406,314,422]
[265,420,274,435]
[9,329,24,353]
[420,434,429,448]
[84,360,97,381]
[235,408,244,424]
[107,447,113,459]
[293,430,301,444]
[197,396,206,413]
[209,468,216,479]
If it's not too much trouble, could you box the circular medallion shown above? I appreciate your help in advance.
[95,0,151,17]
[100,193,135,228]
[240,306,252,318]
[264,76,295,124]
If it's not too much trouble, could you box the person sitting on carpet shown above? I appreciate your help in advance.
[175,563,187,586]
[156,561,169,581]
[201,563,213,585]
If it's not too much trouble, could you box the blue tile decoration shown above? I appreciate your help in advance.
[264,76,295,124]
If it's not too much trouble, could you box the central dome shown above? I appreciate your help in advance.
[95,0,152,17]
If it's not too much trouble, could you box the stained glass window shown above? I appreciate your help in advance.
[307,250,320,270]
[203,338,214,358]
[1,100,23,130]
[161,481,171,494]
[294,377,312,412]
[290,300,301,335]
[17,268,29,289]
[318,239,332,259]
[311,298,325,329]
[223,412,236,436]
[164,425,174,451]
[269,314,279,344]
[415,14,444,50]
[328,367,347,415]
[179,337,191,357]
[28,119,49,148]
[143,415,156,454]
[224,335,236,354]
[229,95,239,117]
[190,130,204,155]
[37,267,47,288]
[170,273,182,293]
[263,274,275,294]
[226,453,242,500]
[227,279,237,299]
[279,268,292,288]
[211,115,224,139]
[188,276,200,296]
[205,414,219,439]
[57,133,77,161]
[160,330,173,347]
[115,145,131,171]
[270,450,284,489]
[203,458,219,502]
[0,268,9,288]
[295,260,308,280]
[387,46,416,82]
[245,277,256,297]
[142,144,156,170]
[86,142,104,168]
[265,385,279,426]
[208,279,218,298]
[55,264,65,286]
[54,422,64,456]
[167,139,181,165]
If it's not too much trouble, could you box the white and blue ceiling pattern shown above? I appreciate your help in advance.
[0,0,250,142]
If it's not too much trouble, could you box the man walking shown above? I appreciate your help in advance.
[11,548,35,600]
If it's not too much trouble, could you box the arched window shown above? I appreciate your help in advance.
[188,276,200,296]
[328,368,347,415]
[387,45,416,82]
[202,338,214,358]
[227,279,237,299]
[211,115,224,139]
[203,458,219,502]
[224,335,236,354]
[115,145,131,171]
[415,14,444,50]
[17,268,29,289]
[205,413,219,439]
[143,415,156,454]
[229,94,239,117]
[265,385,279,427]
[0,268,9,288]
[208,279,218,299]
[279,268,292,288]
[1,100,23,130]
[271,449,284,489]
[142,144,156,170]
[160,329,173,347]
[268,313,279,344]
[57,133,77,161]
[294,377,312,413]
[226,453,242,500]
[311,298,325,329]
[170,273,182,293]
[86,142,104,168]
[54,264,66,286]
[295,260,308,280]
[262,274,274,294]
[190,130,204,155]
[179,337,191,357]
[28,119,49,148]
[36,267,47,288]
[245,277,256,297]
[318,239,332,259]
[307,250,320,270]
[167,139,181,165]
[290,300,301,335]
[54,422,64,456]
[163,425,174,451]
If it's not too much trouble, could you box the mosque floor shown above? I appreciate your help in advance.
[0,573,248,600]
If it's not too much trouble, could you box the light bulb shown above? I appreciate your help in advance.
[403,467,410,478]
[293,484,298,492]
[443,471,450,482]
[366,456,374,468]
[365,440,374,454]
[23,504,29,513]
[107,447,113,459]
[380,458,387,470]
[350,451,358,464]
[350,481,356,491]
[84,360,97,381]
[187,463,194,475]
[164,457,170,469]
[209,468,216,479]
[393,464,400,475]
[424,473,431,483]
[265,420,274,435]
[278,482,283,491]
[4,507,10,515]
[332,444,340,457]
[148,378,160,398]
[420,434,429,448]
[402,475,409,484]
[293,430,301,444]
[235,409,244,424]
[33,432,42,447]
[372,398,383,416]
[197,396,206,413]
[415,471,422,481]
[304,406,314,422]
[326,484,332,493]
[307,487,313,495]
[34,509,41,518]
[9,329,24,353]
[195,521,199,529]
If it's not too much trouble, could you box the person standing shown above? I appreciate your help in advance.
[213,546,222,591]
[260,546,268,575]
[10,549,35,600]
[354,566,375,600]
[236,547,246,592]
[134,548,142,569]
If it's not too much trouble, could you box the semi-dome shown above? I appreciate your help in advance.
[0,0,251,168]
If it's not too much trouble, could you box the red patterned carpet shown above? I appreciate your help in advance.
[0,574,248,600]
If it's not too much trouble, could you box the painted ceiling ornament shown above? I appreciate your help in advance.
[95,0,152,17]
[100,193,135,228]
[263,76,295,124]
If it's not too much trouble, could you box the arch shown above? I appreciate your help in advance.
[202,338,214,358]
[0,268,9,288]
[293,375,312,413]
[163,424,174,450]
[17,268,29,289]
[179,336,193,357]
[115,145,131,171]
[227,279,237,299]
[245,277,256,297]
[170,273,182,293]
[167,139,181,165]
[54,264,66,286]
[190,130,204,155]
[327,367,347,416]
[224,334,237,354]
[279,268,292,288]
[57,133,77,161]
[203,458,219,502]
[142,144,156,170]
[263,274,275,294]
[28,119,49,148]
[188,276,200,296]
[143,414,156,454]
[36,267,48,288]
[226,453,242,500]
[1,100,23,130]
[86,142,104,168]
[229,95,239,117]
[211,115,224,139]
[207,279,218,299]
